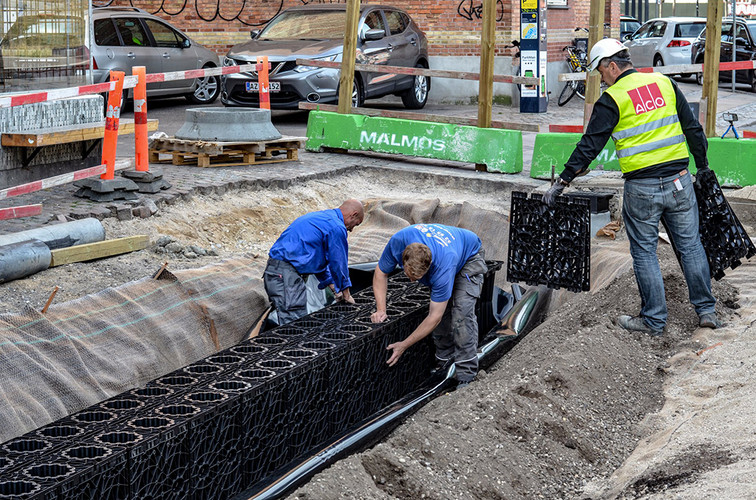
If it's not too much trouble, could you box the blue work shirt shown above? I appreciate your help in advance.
[269,209,352,292]
[378,224,481,302]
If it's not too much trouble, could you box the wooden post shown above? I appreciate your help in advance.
[702,0,723,137]
[477,0,496,129]
[337,0,361,114]
[583,0,606,130]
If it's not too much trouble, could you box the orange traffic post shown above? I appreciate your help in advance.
[132,66,149,172]
[257,56,270,110]
[101,70,125,180]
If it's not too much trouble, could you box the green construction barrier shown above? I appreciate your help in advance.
[707,137,756,188]
[530,133,620,179]
[306,111,523,173]
[531,133,756,187]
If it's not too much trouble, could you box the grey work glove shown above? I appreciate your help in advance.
[543,179,568,207]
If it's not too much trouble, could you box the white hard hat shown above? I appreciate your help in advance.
[587,38,628,71]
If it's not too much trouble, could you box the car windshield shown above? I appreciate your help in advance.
[622,20,640,33]
[674,22,705,38]
[259,10,346,40]
[749,23,756,41]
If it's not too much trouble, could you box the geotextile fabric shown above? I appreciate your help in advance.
[0,258,267,443]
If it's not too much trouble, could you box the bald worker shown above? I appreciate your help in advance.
[263,199,364,325]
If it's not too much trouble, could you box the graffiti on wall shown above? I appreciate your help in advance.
[457,0,505,21]
[92,0,285,26]
[93,0,504,26]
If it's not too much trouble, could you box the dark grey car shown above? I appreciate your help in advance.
[221,4,430,110]
[91,7,221,106]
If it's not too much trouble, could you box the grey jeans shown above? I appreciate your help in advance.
[432,250,487,383]
[263,258,307,325]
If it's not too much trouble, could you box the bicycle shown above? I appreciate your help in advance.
[557,28,589,107]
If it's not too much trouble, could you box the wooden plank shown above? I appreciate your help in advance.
[0,164,107,200]
[1,119,158,147]
[584,0,605,129]
[299,102,540,132]
[702,0,723,137]
[0,204,42,220]
[150,146,300,168]
[148,136,306,155]
[338,0,361,114]
[49,235,149,267]
[297,59,540,86]
[477,0,496,129]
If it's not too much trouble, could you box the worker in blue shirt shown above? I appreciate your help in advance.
[371,224,488,386]
[264,199,364,325]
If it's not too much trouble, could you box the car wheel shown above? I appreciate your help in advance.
[102,79,128,118]
[352,77,364,108]
[654,56,664,69]
[751,70,756,93]
[401,64,429,110]
[696,71,703,86]
[337,77,363,108]
[186,66,220,104]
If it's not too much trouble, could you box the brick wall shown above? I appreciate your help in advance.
[109,0,622,62]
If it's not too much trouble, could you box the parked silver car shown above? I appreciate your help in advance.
[91,7,221,106]
[221,4,430,109]
[623,17,706,74]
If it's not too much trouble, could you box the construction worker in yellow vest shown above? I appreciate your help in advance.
[544,38,719,336]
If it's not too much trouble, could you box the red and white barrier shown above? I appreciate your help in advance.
[0,204,42,221]
[0,164,106,200]
[559,59,756,82]
[0,64,262,109]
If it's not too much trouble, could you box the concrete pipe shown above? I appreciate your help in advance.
[0,218,105,250]
[0,240,51,283]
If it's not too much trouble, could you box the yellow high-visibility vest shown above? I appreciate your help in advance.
[604,72,690,174]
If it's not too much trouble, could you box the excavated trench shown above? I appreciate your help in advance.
[0,166,747,499]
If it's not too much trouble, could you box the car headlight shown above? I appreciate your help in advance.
[294,54,338,73]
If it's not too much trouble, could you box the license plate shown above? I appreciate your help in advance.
[246,81,280,93]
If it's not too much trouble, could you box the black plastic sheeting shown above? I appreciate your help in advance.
[507,191,591,292]
[0,261,506,500]
[662,169,755,280]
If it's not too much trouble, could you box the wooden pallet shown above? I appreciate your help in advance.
[148,135,306,168]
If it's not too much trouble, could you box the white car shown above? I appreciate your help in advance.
[623,17,706,74]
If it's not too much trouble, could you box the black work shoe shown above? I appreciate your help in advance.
[456,380,472,389]
[618,315,663,336]
[699,313,722,329]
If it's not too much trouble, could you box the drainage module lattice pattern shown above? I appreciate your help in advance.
[507,191,591,292]
[667,168,756,281]
[0,262,502,500]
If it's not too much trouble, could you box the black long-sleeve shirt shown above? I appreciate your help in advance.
[560,69,709,183]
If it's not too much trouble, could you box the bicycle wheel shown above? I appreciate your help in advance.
[557,81,577,106]
[575,81,586,100]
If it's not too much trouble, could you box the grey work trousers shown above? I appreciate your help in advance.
[263,258,307,325]
[432,250,487,383]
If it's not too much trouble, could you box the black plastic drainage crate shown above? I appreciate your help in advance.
[55,443,129,500]
[507,191,591,292]
[0,260,506,500]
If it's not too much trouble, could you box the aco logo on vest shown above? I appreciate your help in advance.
[627,82,667,115]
